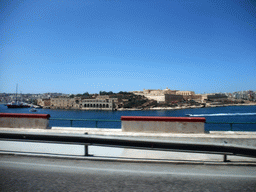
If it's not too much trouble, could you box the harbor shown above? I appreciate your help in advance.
[1,106,256,163]
[1,104,256,131]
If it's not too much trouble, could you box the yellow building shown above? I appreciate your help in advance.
[132,88,201,103]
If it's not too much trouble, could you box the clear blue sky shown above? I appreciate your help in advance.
[1,0,255,94]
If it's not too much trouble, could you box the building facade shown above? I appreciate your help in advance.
[50,97,76,109]
[37,98,51,108]
[132,88,196,103]
[176,91,195,96]
[48,96,116,110]
[81,98,114,110]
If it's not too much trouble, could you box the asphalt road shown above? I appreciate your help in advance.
[1,154,256,192]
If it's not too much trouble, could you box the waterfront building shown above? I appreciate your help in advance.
[132,88,175,103]
[49,96,116,110]
[81,98,115,110]
[81,95,117,110]
[37,99,51,108]
[132,88,197,103]
[50,97,79,109]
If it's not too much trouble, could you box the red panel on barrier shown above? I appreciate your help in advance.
[0,113,50,119]
[121,116,206,122]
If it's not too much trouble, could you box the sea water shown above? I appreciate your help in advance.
[1,104,256,131]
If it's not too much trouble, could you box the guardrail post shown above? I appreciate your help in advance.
[230,123,233,131]
[70,120,73,127]
[85,145,89,156]
[95,121,98,128]
[223,154,228,162]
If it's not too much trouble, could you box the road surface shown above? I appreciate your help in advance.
[1,154,256,191]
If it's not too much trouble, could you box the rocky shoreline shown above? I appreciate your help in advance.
[17,102,255,111]
[117,102,256,111]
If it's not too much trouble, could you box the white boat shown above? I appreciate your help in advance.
[29,108,37,112]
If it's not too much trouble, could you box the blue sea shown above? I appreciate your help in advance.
[1,104,256,131]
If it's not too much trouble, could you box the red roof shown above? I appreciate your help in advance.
[0,113,50,119]
[121,116,205,122]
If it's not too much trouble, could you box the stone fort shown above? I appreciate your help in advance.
[132,88,198,103]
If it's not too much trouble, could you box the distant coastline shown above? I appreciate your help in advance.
[1,102,256,112]
[116,102,256,111]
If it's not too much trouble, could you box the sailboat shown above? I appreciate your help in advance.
[7,84,30,108]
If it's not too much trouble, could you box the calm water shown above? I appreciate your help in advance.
[1,104,256,131]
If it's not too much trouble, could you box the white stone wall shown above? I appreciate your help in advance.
[145,95,165,103]
[0,117,50,129]
[121,117,206,134]
[122,121,205,133]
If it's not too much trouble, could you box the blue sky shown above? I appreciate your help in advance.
[1,0,255,94]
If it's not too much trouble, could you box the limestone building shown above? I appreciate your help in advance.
[50,97,77,109]
[132,88,200,103]
[132,88,183,103]
[49,96,116,110]
[81,95,116,110]
[37,98,51,108]
[176,91,195,96]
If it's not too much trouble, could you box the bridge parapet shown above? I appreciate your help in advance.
[121,116,206,133]
[0,113,51,129]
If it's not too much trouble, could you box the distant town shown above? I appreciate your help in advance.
[1,88,256,110]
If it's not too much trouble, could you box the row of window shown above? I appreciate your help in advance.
[83,100,111,102]
[50,99,112,104]
[82,104,112,108]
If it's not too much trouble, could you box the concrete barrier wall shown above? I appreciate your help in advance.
[121,116,206,133]
[0,113,51,129]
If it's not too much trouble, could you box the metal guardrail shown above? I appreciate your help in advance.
[0,132,256,162]
[50,118,256,131]
[50,118,121,128]
[206,122,256,131]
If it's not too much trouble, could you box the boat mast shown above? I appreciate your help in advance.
[16,84,18,103]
